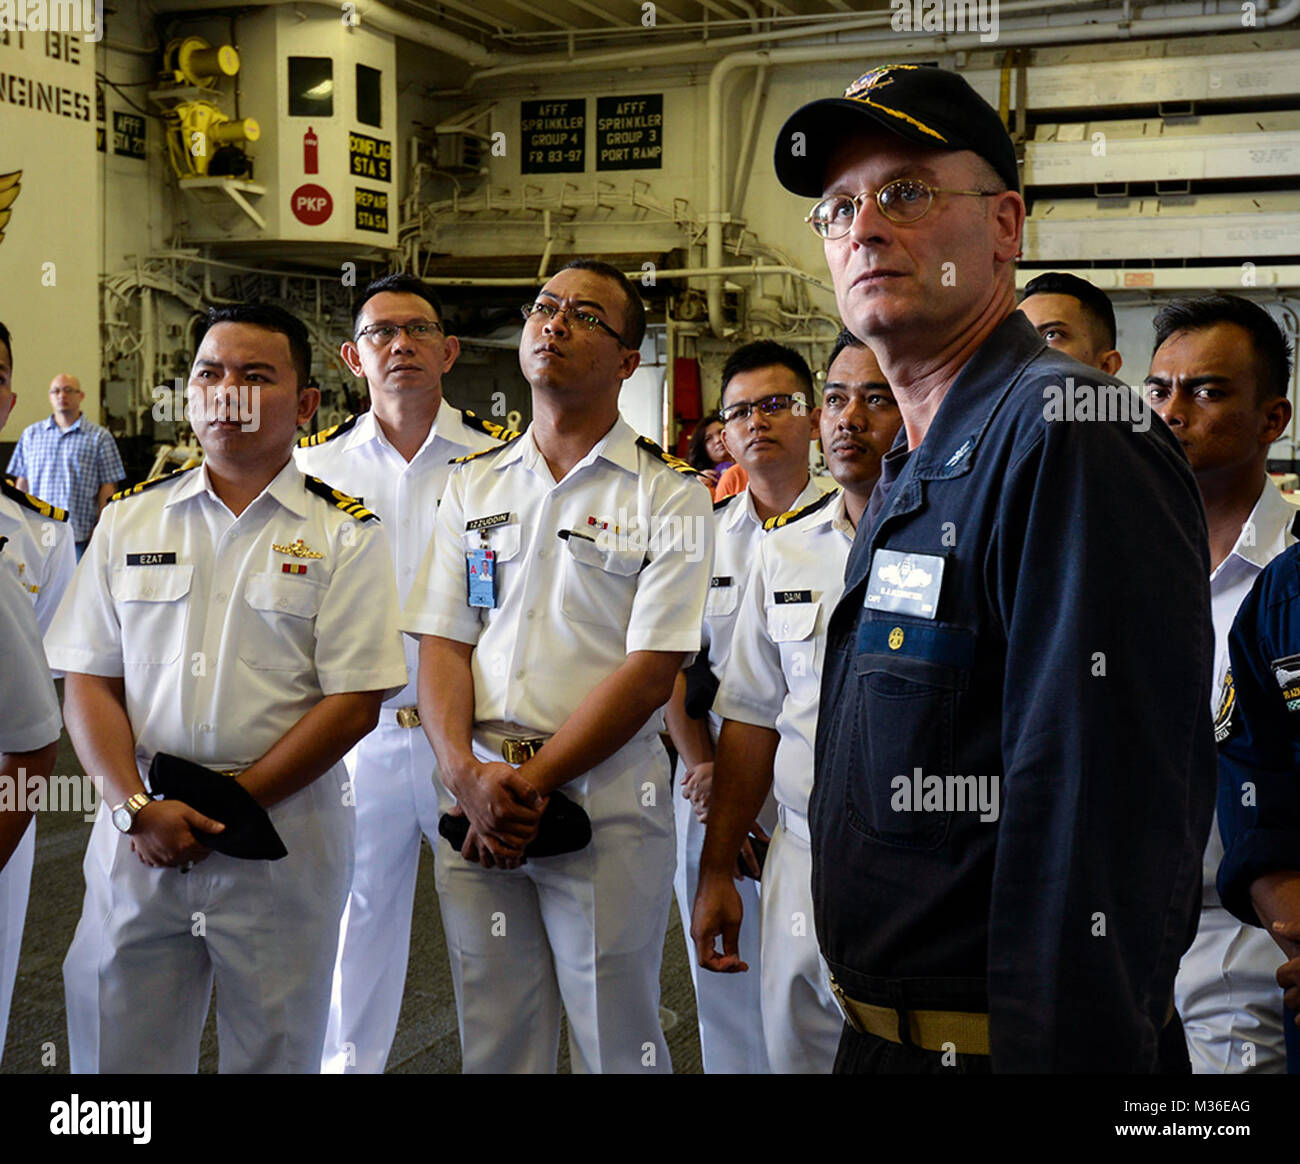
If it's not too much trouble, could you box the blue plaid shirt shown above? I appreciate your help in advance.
[7,415,125,541]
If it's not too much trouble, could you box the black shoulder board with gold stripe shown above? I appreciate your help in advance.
[636,436,700,477]
[298,413,360,449]
[462,409,522,443]
[109,465,196,505]
[713,493,737,512]
[763,488,838,532]
[304,475,379,522]
[2,476,69,521]
[452,433,521,465]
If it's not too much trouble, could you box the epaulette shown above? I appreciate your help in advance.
[713,493,737,512]
[2,476,68,521]
[636,436,700,477]
[109,465,196,505]
[763,488,839,531]
[462,409,522,443]
[451,432,522,465]
[304,475,380,522]
[298,413,360,449]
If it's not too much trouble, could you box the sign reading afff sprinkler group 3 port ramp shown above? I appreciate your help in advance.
[596,95,662,171]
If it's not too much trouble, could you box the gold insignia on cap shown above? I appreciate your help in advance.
[841,62,947,145]
[272,538,324,559]
[844,65,912,99]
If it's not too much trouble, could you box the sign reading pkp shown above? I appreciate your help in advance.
[290,183,333,226]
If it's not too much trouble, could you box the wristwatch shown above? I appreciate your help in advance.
[111,792,153,834]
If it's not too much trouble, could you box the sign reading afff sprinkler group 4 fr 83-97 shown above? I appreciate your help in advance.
[521,99,585,174]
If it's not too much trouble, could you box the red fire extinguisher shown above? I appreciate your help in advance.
[304,127,318,174]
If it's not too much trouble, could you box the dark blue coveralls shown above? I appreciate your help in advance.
[811,310,1217,1072]
[1218,541,1300,1071]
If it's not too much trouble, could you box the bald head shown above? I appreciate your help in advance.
[49,374,84,425]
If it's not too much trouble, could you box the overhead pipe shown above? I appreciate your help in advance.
[159,0,508,67]
[423,262,832,291]
[471,0,1094,83]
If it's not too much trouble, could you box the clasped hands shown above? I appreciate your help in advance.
[446,760,547,870]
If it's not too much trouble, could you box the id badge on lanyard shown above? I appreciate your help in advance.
[466,547,497,608]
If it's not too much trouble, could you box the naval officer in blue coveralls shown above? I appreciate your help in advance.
[775,64,1217,1073]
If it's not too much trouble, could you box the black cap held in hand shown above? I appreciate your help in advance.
[774,64,1020,198]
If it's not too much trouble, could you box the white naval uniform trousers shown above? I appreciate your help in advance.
[0,481,75,1065]
[1175,481,1297,1073]
[715,488,849,1073]
[403,418,713,1073]
[45,461,407,1073]
[296,406,503,1073]
[0,568,63,1067]
[673,479,826,1074]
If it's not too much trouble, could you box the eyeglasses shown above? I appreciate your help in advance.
[806,178,998,239]
[356,320,444,344]
[521,301,627,346]
[719,393,802,425]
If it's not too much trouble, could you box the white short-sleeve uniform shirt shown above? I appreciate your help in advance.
[295,406,509,709]
[45,460,408,773]
[715,488,851,819]
[0,477,76,636]
[0,566,61,753]
[402,417,714,739]
[704,478,830,705]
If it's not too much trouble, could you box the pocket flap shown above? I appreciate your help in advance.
[110,564,194,603]
[705,582,738,619]
[854,620,974,690]
[244,572,326,618]
[463,523,521,562]
[766,600,820,643]
[562,532,644,576]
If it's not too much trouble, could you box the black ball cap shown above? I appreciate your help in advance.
[773,64,1020,198]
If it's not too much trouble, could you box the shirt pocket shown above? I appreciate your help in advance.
[559,533,643,630]
[705,578,739,620]
[768,600,821,703]
[239,572,327,671]
[109,564,193,665]
[845,618,974,851]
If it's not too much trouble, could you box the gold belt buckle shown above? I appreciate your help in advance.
[502,736,546,764]
[395,707,421,729]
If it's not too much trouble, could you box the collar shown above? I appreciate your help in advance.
[906,310,1051,482]
[167,458,307,518]
[829,489,856,541]
[46,414,84,433]
[339,409,382,453]
[1226,479,1298,573]
[358,402,470,460]
[726,476,826,533]
[495,415,640,479]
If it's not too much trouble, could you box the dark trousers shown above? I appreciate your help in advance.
[833,1026,992,1074]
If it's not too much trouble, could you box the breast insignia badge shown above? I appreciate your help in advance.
[272,538,324,559]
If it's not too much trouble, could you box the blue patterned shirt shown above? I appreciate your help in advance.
[7,415,125,541]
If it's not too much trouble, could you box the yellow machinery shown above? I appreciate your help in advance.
[158,37,260,180]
